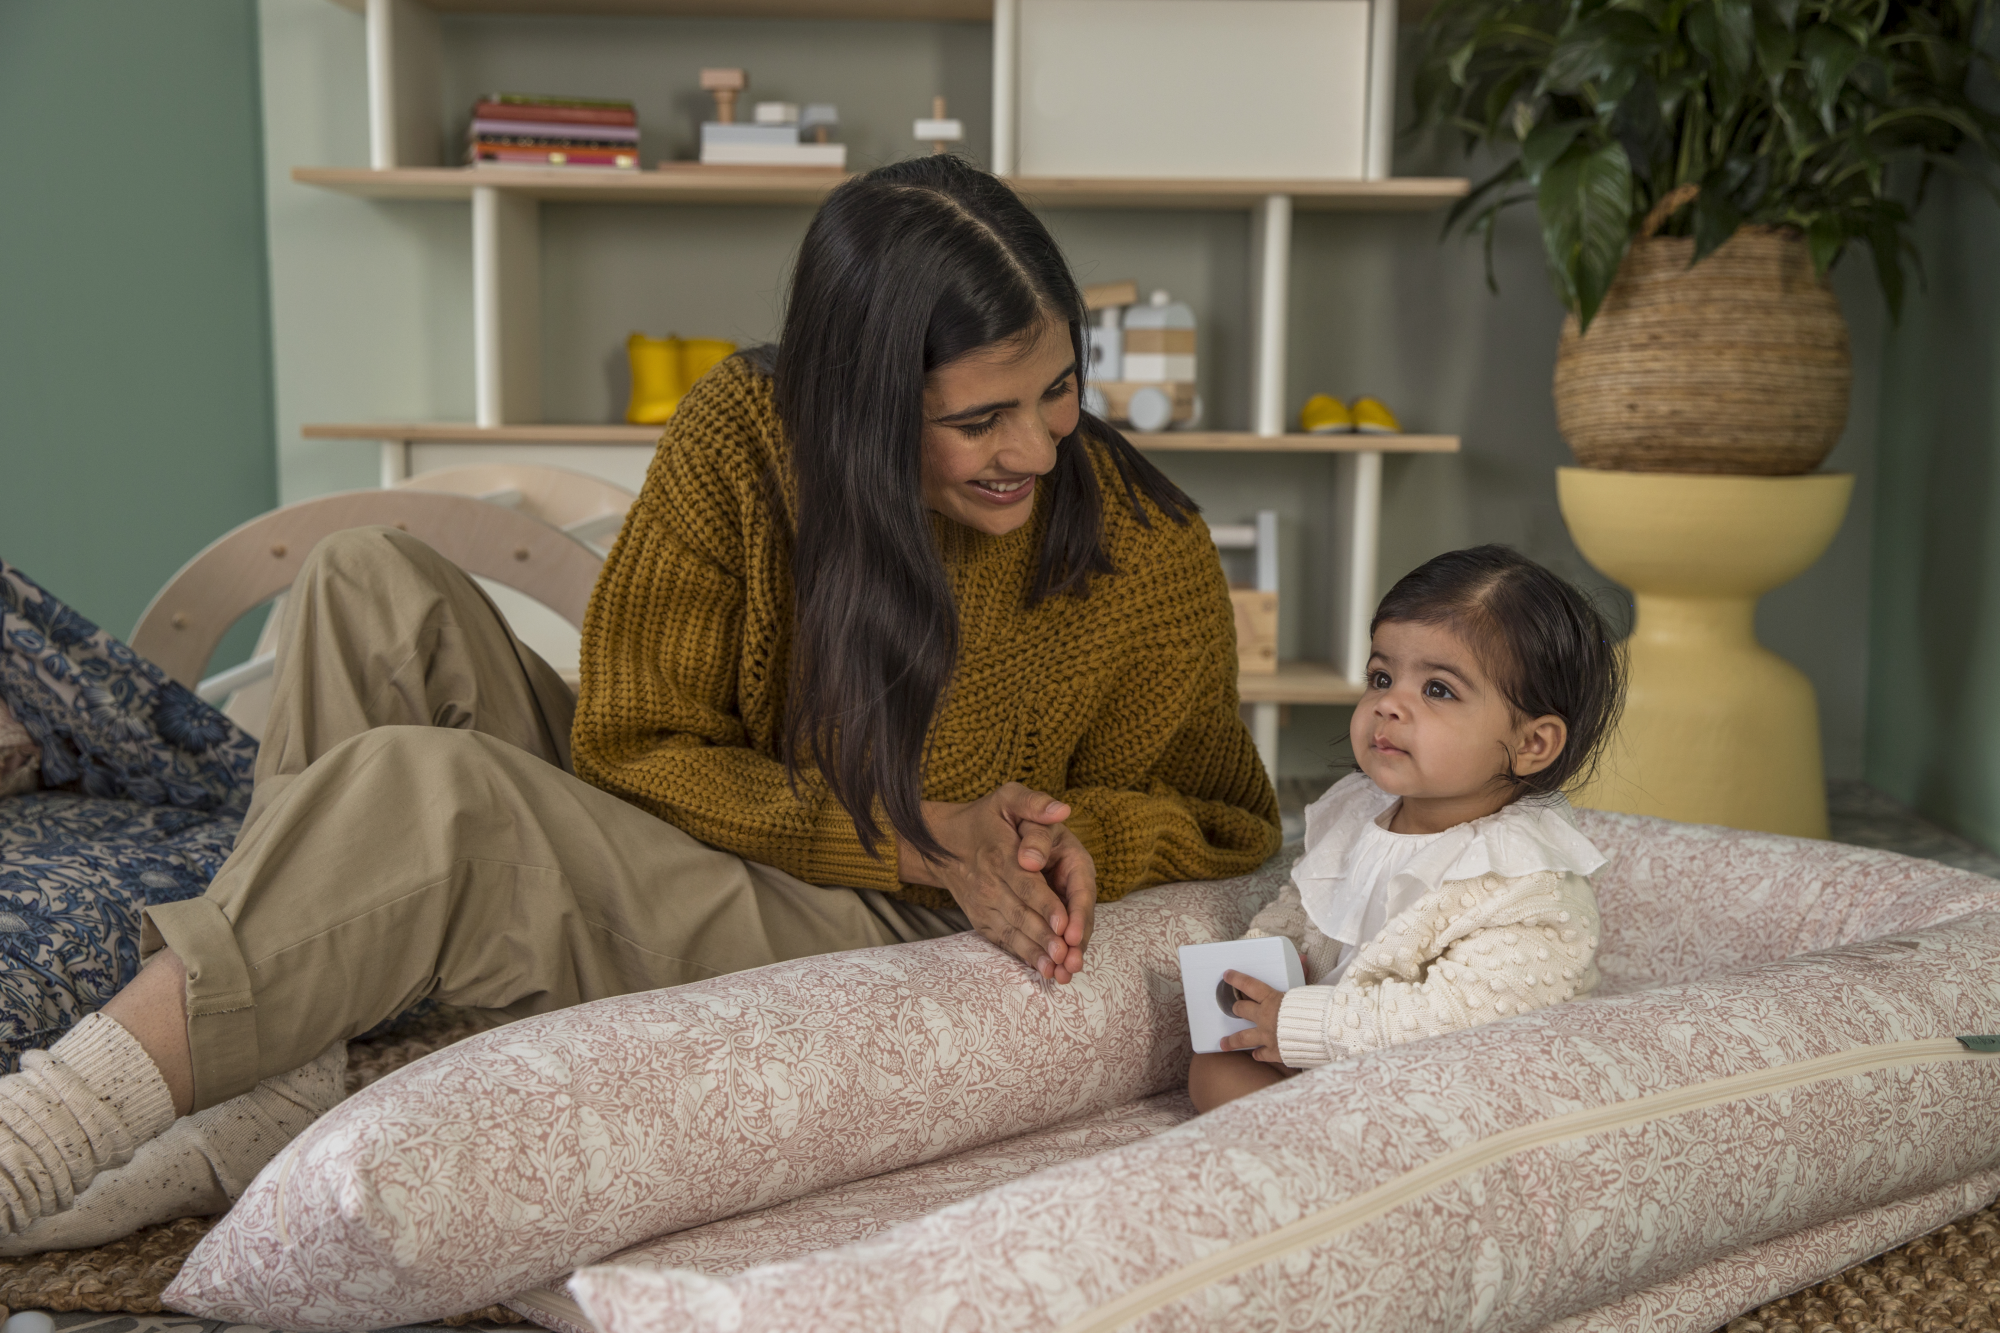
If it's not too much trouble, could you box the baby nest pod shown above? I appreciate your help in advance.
[1554,224,1851,475]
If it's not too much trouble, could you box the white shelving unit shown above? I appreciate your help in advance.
[305,0,1469,778]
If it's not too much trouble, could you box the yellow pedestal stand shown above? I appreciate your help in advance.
[1557,467,1853,838]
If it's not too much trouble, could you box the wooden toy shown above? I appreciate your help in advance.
[698,87,846,169]
[914,96,963,155]
[1214,510,1280,676]
[699,68,746,124]
[1082,278,1136,384]
[1083,287,1200,430]
[800,103,839,144]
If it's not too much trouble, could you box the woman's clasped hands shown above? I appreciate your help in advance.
[897,782,1096,983]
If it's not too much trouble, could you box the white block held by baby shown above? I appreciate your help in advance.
[1179,936,1304,1053]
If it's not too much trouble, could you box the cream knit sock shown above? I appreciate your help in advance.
[0,1014,177,1235]
[0,1041,348,1255]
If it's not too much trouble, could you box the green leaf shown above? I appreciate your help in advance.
[1754,13,1796,86]
[1692,175,1745,259]
[1806,213,1845,274]
[1802,25,1863,130]
[1521,119,1591,183]
[1543,9,1664,95]
[1539,137,1636,328]
[1865,211,1905,319]
[1714,0,1759,85]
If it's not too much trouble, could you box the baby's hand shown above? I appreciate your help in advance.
[1216,970,1288,1064]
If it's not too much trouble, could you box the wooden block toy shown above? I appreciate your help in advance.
[801,103,840,144]
[1083,279,1139,311]
[753,101,801,125]
[1121,288,1198,387]
[1230,588,1279,674]
[700,67,747,124]
[915,95,964,155]
[1089,379,1197,429]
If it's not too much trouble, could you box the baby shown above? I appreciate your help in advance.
[1191,544,1626,1111]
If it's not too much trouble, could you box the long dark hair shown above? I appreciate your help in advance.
[1370,545,1626,796]
[774,155,1194,864]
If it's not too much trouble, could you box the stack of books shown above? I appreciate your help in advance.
[467,95,638,171]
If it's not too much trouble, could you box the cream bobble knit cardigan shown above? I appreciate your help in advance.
[1247,777,1605,1070]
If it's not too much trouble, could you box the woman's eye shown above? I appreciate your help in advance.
[958,416,1001,438]
[1423,679,1456,701]
[1043,377,1074,402]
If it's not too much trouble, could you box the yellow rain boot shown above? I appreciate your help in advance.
[626,333,686,425]
[1299,394,1353,434]
[678,338,737,392]
[1352,397,1402,435]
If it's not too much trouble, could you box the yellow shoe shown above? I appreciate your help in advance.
[1299,394,1353,433]
[1352,396,1402,434]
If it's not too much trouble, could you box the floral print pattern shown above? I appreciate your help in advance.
[0,562,253,1070]
[0,562,257,812]
[167,821,2000,1333]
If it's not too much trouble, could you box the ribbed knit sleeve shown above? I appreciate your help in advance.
[1055,628,1280,896]
[570,360,899,892]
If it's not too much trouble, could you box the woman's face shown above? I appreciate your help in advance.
[920,313,1079,537]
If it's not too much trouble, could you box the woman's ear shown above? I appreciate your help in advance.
[1510,714,1569,778]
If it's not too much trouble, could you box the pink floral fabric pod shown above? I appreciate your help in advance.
[163,865,1288,1331]
[568,908,2000,1333]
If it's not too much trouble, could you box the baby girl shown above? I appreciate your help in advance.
[1191,544,1626,1110]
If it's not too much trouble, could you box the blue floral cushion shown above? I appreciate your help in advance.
[0,561,255,1071]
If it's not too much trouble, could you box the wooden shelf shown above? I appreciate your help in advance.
[1137,431,1459,454]
[292,167,1469,212]
[304,422,1460,454]
[1238,662,1365,706]
[329,0,991,15]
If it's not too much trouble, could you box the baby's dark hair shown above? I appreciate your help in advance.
[1371,544,1626,797]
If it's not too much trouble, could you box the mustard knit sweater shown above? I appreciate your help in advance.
[571,356,1280,911]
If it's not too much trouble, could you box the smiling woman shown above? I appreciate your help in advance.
[0,156,1283,1250]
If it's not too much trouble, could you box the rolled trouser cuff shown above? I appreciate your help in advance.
[142,896,263,1111]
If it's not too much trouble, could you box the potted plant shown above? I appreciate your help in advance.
[1416,0,2000,473]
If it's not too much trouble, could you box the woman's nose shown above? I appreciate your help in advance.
[1003,416,1060,475]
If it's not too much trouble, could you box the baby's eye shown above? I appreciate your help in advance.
[1367,670,1391,690]
[1423,679,1456,701]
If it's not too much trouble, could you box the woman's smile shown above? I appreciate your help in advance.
[968,475,1037,505]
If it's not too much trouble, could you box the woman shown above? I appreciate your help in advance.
[0,156,1280,1243]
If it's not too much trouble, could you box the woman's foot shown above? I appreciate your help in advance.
[0,1042,347,1255]
[0,1014,177,1234]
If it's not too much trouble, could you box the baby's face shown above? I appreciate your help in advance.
[1349,620,1538,809]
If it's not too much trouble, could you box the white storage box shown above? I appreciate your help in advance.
[1009,0,1377,180]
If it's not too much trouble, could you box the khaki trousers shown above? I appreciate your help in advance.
[145,527,966,1111]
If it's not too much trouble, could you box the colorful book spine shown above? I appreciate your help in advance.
[469,144,638,169]
[471,120,638,144]
[466,95,640,170]
[477,95,636,126]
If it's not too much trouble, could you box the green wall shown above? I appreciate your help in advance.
[0,0,276,661]
[1865,164,2000,847]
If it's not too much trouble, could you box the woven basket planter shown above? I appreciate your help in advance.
[1554,225,1851,475]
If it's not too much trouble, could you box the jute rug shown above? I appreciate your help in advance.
[3,1010,1996,1330]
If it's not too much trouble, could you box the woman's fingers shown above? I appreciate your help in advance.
[993,781,1071,828]
[1016,819,1058,872]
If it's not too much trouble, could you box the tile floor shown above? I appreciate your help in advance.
[27,783,1997,1333]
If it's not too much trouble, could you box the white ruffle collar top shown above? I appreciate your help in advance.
[1291,773,1608,977]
